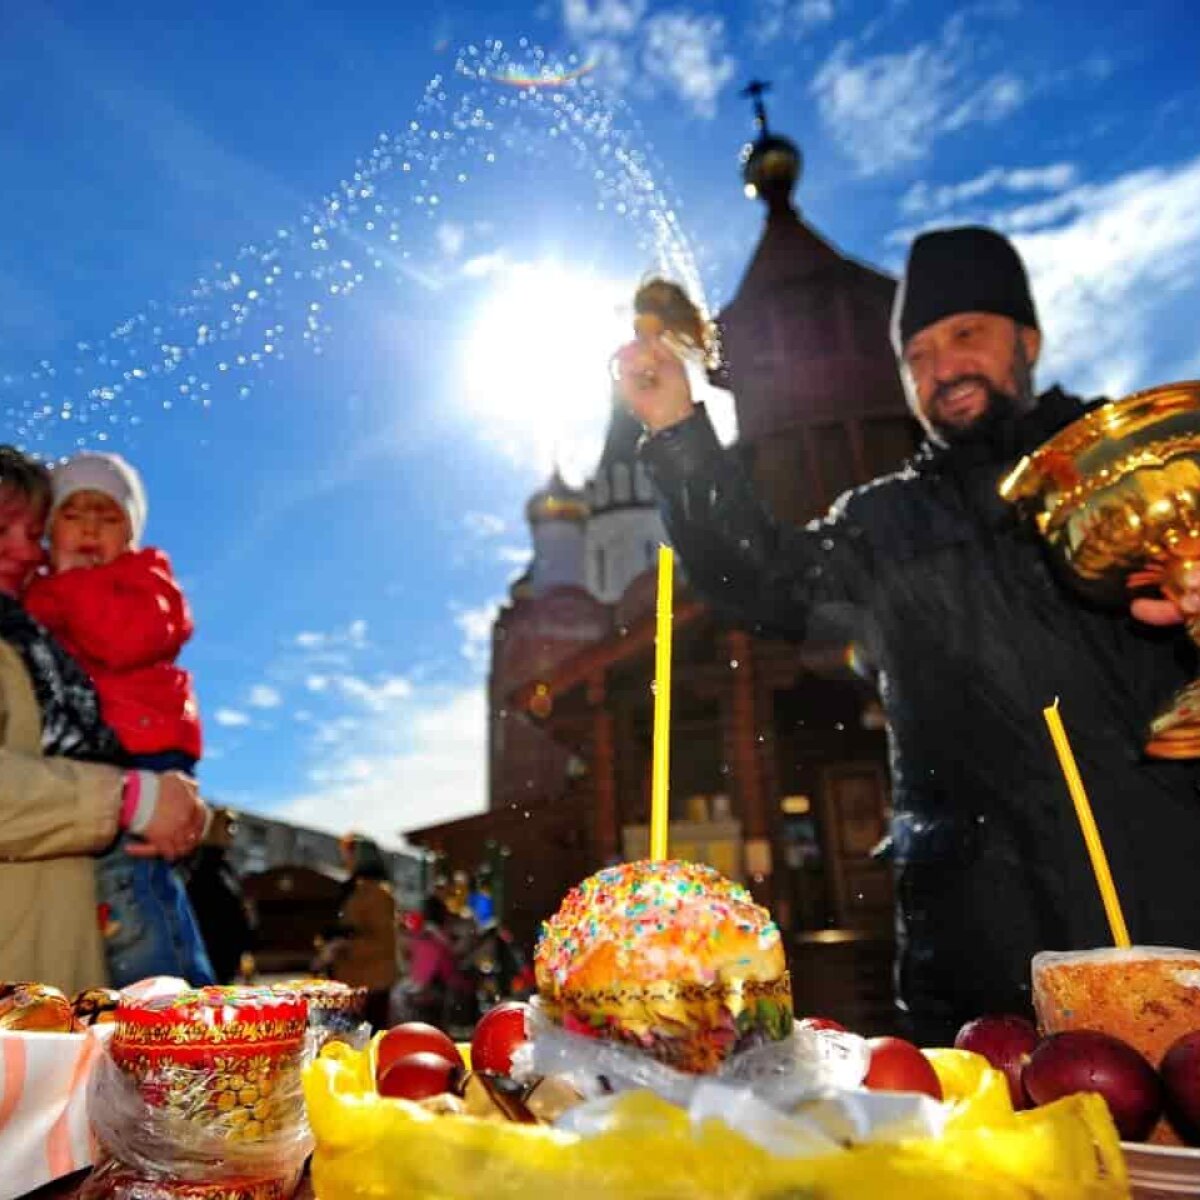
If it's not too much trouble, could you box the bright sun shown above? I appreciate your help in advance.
[462,261,633,478]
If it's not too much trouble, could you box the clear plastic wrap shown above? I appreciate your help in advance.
[511,998,870,1110]
[81,1037,314,1199]
[81,985,316,1199]
[555,1078,948,1155]
[304,1040,1130,1198]
[269,978,371,1052]
[1032,945,1200,1065]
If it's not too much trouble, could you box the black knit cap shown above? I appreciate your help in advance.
[891,225,1039,351]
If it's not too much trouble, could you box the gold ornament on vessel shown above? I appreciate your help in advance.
[1000,380,1200,757]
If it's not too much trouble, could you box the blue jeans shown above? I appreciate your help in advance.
[94,751,217,988]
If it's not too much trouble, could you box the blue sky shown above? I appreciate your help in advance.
[2,1,1198,846]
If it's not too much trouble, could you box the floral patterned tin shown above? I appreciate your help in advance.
[84,1160,305,1200]
[111,985,308,1145]
[270,978,367,1041]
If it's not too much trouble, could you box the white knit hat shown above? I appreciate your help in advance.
[50,452,148,546]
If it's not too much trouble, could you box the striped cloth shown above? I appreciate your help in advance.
[0,1028,107,1198]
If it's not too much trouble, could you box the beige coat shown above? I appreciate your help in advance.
[0,641,124,995]
[331,878,398,992]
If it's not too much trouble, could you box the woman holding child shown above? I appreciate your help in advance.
[0,447,207,995]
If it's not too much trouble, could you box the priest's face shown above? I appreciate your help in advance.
[900,312,1042,444]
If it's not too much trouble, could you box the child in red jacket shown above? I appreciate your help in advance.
[25,452,215,988]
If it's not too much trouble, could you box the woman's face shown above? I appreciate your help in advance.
[0,491,46,597]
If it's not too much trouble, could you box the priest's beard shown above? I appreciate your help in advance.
[933,379,1022,454]
[930,344,1037,460]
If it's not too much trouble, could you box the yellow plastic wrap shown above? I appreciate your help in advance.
[304,1041,1130,1199]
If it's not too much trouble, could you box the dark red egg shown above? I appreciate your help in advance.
[377,1051,461,1101]
[954,1014,1039,1109]
[1159,1030,1200,1145]
[1023,1030,1162,1141]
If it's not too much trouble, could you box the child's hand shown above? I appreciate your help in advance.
[126,773,207,860]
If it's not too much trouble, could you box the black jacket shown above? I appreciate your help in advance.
[186,849,255,984]
[642,391,1200,1043]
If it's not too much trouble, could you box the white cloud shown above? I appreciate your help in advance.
[562,0,647,37]
[214,707,251,728]
[890,154,1200,399]
[577,37,636,96]
[454,600,502,670]
[333,673,414,711]
[308,756,375,787]
[300,671,411,710]
[292,619,368,653]
[248,684,282,709]
[941,74,1025,132]
[901,163,1078,216]
[752,0,835,44]
[463,511,506,538]
[800,0,834,22]
[560,0,735,118]
[812,11,1028,174]
[460,252,508,279]
[437,222,465,258]
[812,41,955,174]
[641,13,736,119]
[276,685,488,844]
[224,611,491,845]
[496,544,530,565]
[1016,156,1200,397]
[313,715,361,749]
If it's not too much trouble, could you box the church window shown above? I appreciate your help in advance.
[596,545,607,592]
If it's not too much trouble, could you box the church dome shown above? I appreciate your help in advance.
[737,80,803,216]
[741,132,802,209]
[526,468,589,525]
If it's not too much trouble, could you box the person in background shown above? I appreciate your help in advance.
[616,227,1200,1045]
[0,446,205,993]
[467,872,495,927]
[25,451,214,987]
[185,807,256,984]
[329,833,398,1029]
[400,893,465,1027]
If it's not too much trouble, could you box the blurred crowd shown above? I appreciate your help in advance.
[315,832,531,1034]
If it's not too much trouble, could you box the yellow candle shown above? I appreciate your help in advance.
[650,544,674,860]
[1043,699,1131,948]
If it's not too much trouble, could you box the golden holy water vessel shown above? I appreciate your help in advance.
[1000,381,1200,758]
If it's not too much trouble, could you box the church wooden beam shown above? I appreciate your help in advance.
[592,706,618,865]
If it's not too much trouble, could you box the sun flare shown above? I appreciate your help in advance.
[461,261,634,478]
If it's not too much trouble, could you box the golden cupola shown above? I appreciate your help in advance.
[525,469,589,526]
